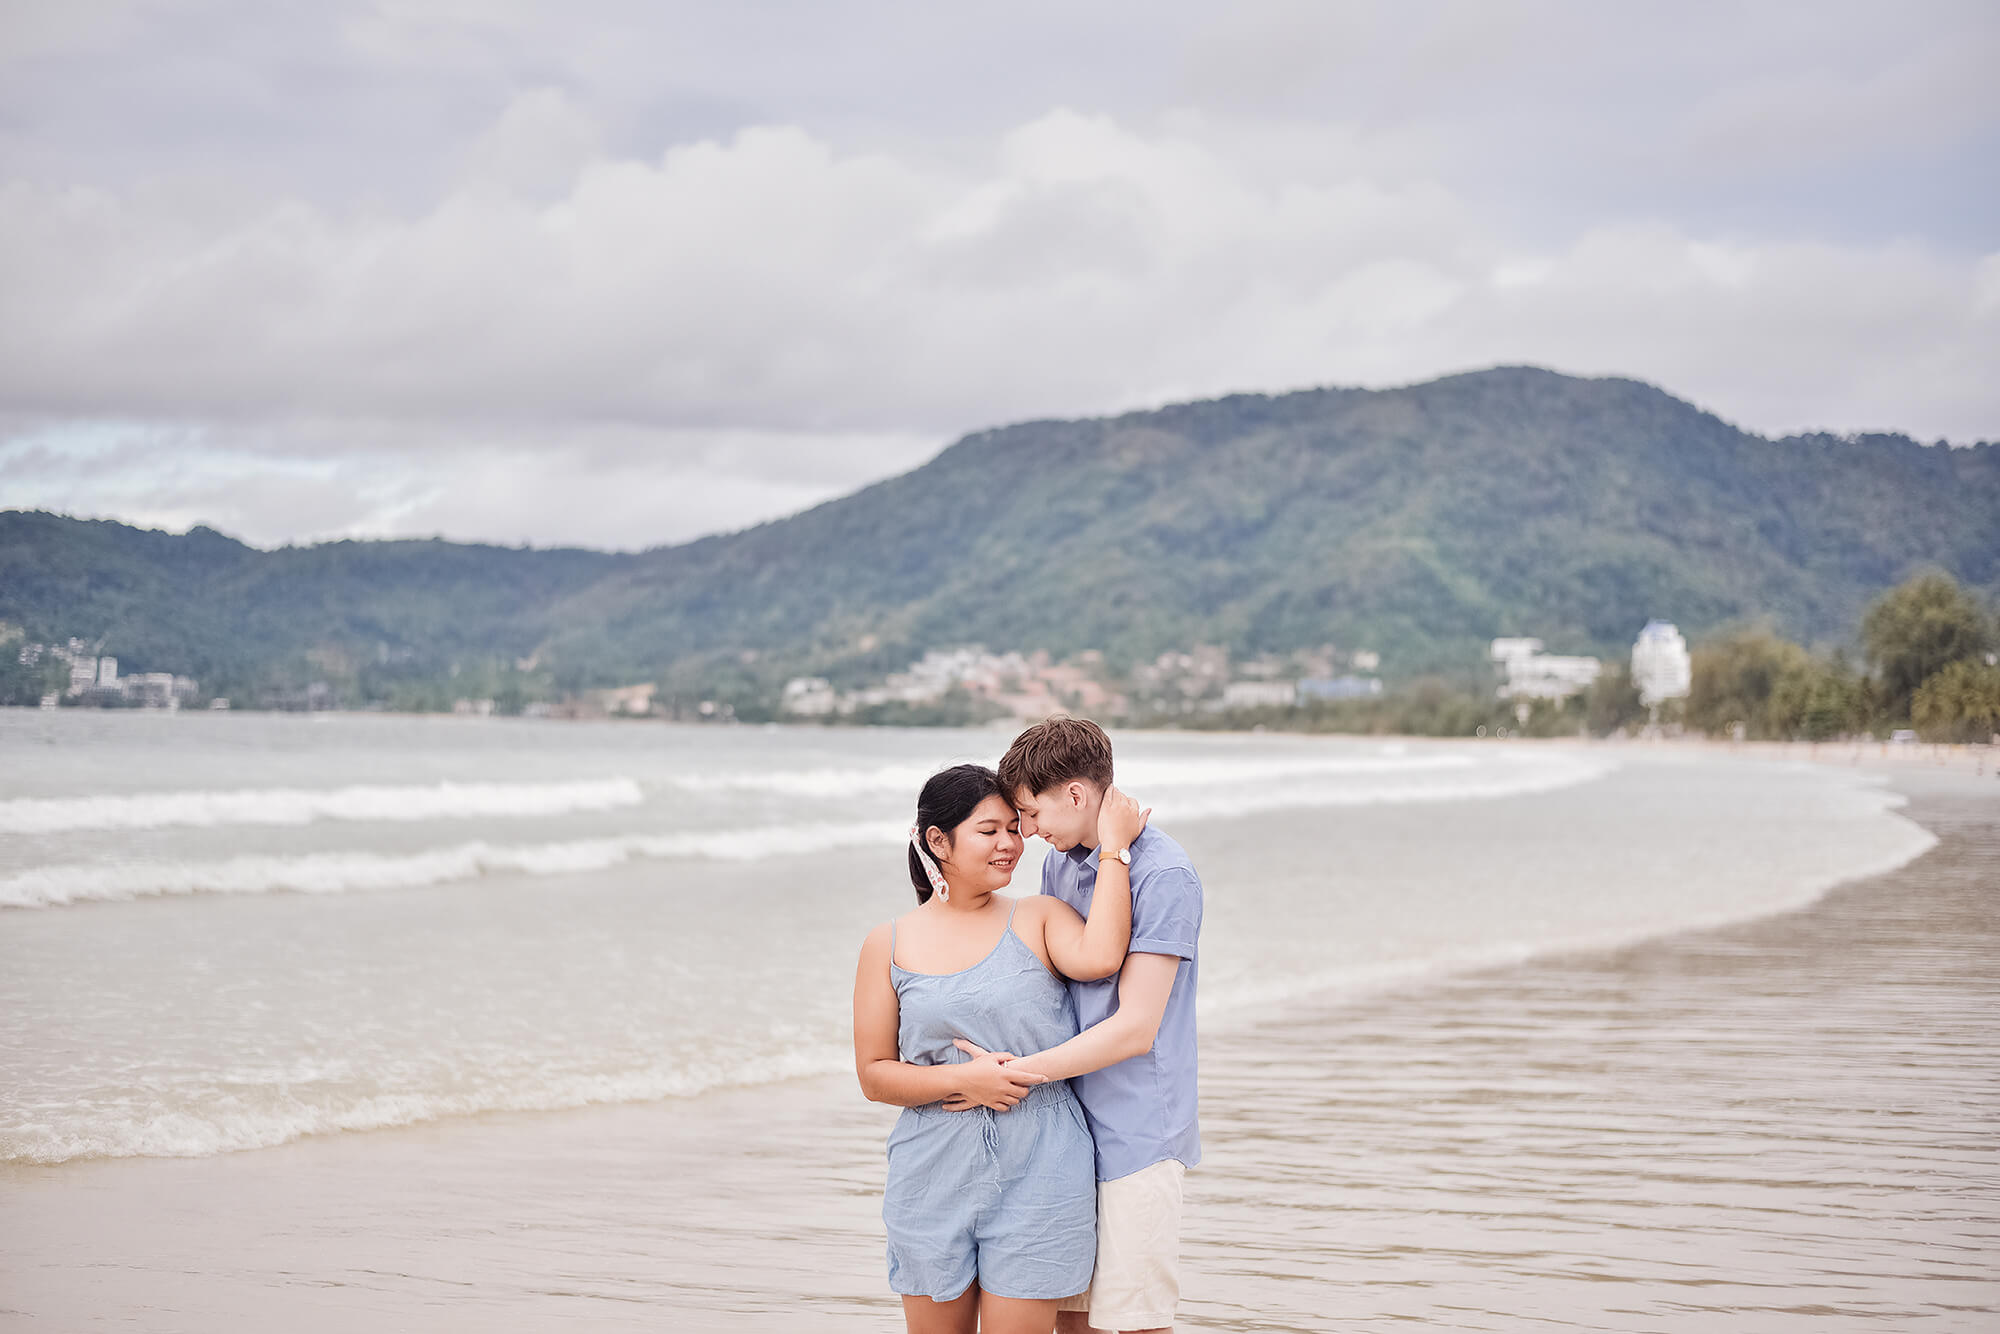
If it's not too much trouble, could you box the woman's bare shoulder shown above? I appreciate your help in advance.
[858,919,894,957]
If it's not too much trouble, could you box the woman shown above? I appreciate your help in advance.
[853,763,1148,1334]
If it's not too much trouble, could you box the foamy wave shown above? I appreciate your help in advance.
[2,1045,854,1164]
[0,821,908,908]
[0,754,1615,909]
[670,751,1474,797]
[1160,753,1616,820]
[0,778,645,834]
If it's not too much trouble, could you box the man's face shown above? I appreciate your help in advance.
[1011,781,1097,853]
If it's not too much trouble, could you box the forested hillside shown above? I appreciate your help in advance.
[5,367,1995,703]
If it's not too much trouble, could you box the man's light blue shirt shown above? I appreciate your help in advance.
[1042,824,1202,1182]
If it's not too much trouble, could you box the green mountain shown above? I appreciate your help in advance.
[4,368,1996,702]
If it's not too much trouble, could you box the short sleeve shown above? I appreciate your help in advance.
[1128,864,1201,960]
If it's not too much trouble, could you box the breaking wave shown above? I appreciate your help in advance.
[0,820,905,908]
[2,1045,855,1164]
[0,778,645,835]
[0,752,1613,909]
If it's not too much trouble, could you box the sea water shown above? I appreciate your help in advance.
[0,710,1933,1166]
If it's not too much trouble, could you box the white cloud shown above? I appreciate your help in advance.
[0,2,1994,547]
[3,109,1992,439]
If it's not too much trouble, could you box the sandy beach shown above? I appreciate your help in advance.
[1,742,1993,1332]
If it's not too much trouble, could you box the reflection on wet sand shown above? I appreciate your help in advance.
[1185,776,1997,1331]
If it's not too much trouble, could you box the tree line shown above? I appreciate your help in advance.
[1680,569,1998,743]
[1181,569,2000,744]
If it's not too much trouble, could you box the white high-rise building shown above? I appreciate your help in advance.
[1631,620,1692,708]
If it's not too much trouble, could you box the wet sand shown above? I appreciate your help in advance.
[2,764,1994,1331]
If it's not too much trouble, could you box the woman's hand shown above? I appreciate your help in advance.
[1096,784,1150,855]
[943,1043,1046,1111]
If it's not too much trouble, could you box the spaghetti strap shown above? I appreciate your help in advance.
[1005,899,1018,928]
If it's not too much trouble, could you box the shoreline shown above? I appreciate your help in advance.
[11,702,1996,780]
[2,762,1993,1330]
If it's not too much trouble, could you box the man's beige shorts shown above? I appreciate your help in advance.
[1056,1157,1185,1331]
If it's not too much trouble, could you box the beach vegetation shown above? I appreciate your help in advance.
[1150,674,1517,738]
[1677,570,1998,741]
[1911,660,2000,743]
[1582,661,1651,737]
[1860,570,1997,724]
[0,621,70,705]
[1685,626,1875,740]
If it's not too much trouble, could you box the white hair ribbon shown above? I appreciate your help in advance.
[909,824,949,902]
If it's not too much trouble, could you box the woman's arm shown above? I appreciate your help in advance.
[853,921,1049,1109]
[1038,785,1148,981]
[1038,863,1129,982]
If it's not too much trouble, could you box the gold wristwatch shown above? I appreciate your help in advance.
[1104,845,1131,866]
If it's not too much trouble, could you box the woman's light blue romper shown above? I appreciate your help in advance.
[884,901,1097,1302]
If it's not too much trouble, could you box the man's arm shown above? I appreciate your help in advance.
[853,922,1048,1109]
[952,951,1180,1090]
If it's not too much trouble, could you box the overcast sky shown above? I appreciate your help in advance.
[2,0,1995,550]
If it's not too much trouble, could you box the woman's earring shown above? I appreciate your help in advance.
[911,825,949,902]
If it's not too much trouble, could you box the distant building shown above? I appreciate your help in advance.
[122,672,194,709]
[1488,637,1543,663]
[264,680,336,711]
[1631,620,1692,708]
[124,673,172,708]
[595,683,656,716]
[1298,675,1384,701]
[1222,680,1297,709]
[1350,649,1380,672]
[781,677,838,716]
[810,646,1124,720]
[1490,637,1601,701]
[1132,644,1231,710]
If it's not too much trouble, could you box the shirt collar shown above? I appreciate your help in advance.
[1072,824,1147,870]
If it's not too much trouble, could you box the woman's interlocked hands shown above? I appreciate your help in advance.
[942,1042,1044,1112]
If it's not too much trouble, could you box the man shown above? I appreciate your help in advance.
[975,715,1203,1334]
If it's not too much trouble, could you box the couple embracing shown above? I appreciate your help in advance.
[854,717,1202,1334]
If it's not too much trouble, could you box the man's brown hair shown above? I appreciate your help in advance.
[998,714,1114,799]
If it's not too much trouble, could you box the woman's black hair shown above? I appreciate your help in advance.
[909,763,1006,904]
